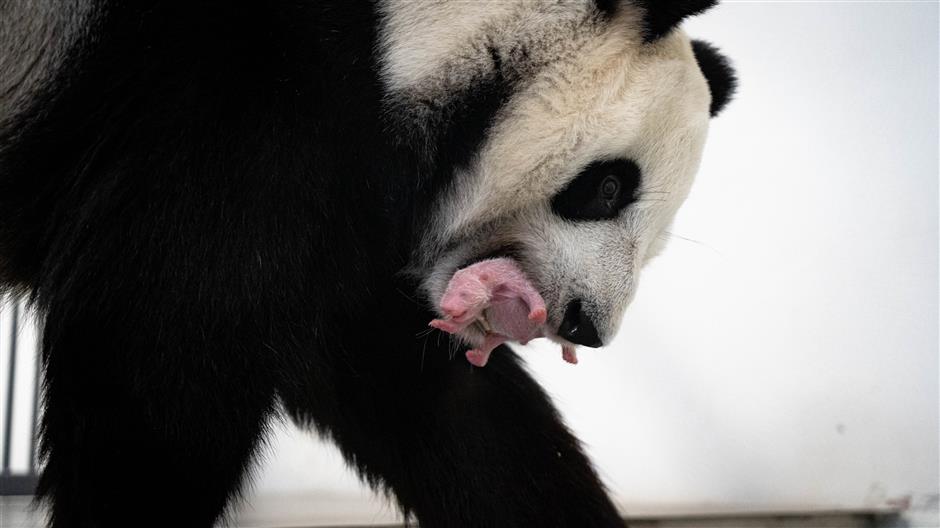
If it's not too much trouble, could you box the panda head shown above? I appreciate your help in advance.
[382,0,736,351]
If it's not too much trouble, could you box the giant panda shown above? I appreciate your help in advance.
[0,1,735,526]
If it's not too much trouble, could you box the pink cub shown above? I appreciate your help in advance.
[429,258,578,367]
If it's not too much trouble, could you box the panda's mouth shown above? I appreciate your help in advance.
[429,254,579,367]
[455,244,525,271]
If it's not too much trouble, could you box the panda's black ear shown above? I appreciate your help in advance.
[633,0,718,43]
[595,1,717,43]
[691,39,737,117]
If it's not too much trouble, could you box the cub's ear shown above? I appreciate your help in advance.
[691,39,737,117]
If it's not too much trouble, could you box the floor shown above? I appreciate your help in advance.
[2,495,917,528]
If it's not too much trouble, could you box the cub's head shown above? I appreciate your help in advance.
[381,1,736,352]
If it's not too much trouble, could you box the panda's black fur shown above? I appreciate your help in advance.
[0,1,733,526]
[691,40,739,116]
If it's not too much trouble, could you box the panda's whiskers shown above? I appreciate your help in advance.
[661,231,721,255]
[635,197,668,204]
[396,287,424,308]
[419,332,429,372]
[636,187,671,203]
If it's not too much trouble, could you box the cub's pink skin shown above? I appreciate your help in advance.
[435,258,547,327]
[429,258,578,367]
[562,345,578,365]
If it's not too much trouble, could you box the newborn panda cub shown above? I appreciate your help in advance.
[429,258,578,367]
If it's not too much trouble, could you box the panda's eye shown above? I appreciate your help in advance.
[551,159,641,221]
[600,175,619,199]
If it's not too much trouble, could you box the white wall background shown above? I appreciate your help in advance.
[2,0,937,524]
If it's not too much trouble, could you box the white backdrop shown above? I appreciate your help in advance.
[1,0,937,524]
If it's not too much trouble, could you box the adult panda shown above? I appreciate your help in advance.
[0,0,735,526]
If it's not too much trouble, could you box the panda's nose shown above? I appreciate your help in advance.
[558,300,602,348]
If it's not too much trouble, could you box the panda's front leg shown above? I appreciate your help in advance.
[285,304,625,527]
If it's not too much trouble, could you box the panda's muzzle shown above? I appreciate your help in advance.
[456,243,525,271]
[558,299,602,348]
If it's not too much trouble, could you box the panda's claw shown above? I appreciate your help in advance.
[528,307,547,324]
[562,345,578,365]
[466,349,490,367]
[430,318,465,334]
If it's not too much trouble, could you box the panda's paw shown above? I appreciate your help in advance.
[465,349,490,367]
[528,306,547,324]
[562,345,578,365]
[429,318,467,334]
[465,333,508,367]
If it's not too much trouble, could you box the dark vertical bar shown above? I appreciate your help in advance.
[28,330,40,474]
[2,301,19,473]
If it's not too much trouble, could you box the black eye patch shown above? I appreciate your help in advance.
[550,159,642,221]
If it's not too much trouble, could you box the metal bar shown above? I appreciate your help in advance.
[2,301,19,473]
[28,326,40,474]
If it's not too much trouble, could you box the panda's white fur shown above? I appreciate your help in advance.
[380,0,711,348]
